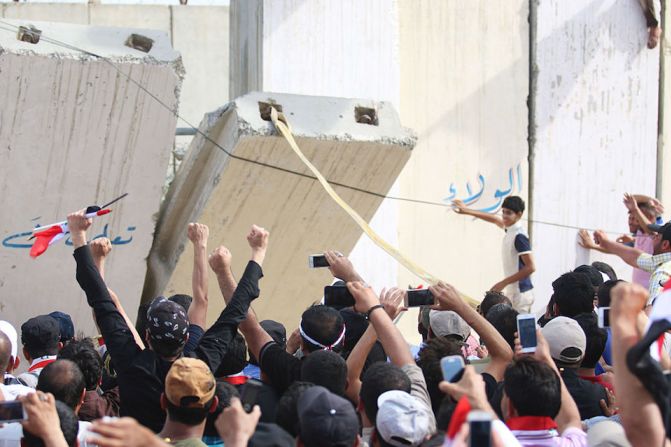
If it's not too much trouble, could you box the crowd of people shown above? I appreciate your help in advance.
[0,193,669,447]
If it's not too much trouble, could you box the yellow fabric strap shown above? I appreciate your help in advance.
[269,107,478,307]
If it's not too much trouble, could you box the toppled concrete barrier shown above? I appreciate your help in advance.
[0,19,183,336]
[144,91,414,327]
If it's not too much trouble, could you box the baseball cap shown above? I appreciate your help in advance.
[648,222,671,242]
[21,315,60,351]
[165,357,216,408]
[0,321,18,358]
[429,310,471,341]
[587,420,632,447]
[248,423,295,447]
[376,390,433,447]
[48,311,75,343]
[297,386,359,447]
[541,316,586,364]
[146,297,189,346]
[260,320,287,349]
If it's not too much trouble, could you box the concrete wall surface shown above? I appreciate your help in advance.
[531,0,660,312]
[154,92,414,328]
[395,0,530,338]
[0,19,182,336]
[0,3,229,130]
[230,0,403,296]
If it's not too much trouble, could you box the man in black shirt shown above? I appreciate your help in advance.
[67,210,268,432]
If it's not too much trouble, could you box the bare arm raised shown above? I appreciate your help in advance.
[187,222,210,328]
[452,199,505,229]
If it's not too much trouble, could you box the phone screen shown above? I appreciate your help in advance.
[406,289,434,307]
[240,380,263,413]
[469,418,492,447]
[440,356,464,383]
[323,285,355,308]
[599,307,610,328]
[0,401,24,423]
[309,255,330,268]
[518,316,537,350]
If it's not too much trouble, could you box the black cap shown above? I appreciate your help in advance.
[48,311,75,343]
[297,386,359,447]
[248,423,295,447]
[146,297,189,346]
[21,315,60,350]
[260,320,287,349]
[648,222,671,242]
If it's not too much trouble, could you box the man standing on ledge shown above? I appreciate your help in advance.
[452,196,536,313]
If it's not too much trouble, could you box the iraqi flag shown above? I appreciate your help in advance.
[29,209,111,258]
[646,279,671,361]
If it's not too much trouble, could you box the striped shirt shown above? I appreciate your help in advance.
[636,252,671,304]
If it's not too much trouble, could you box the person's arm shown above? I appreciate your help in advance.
[215,398,261,447]
[513,329,581,433]
[68,211,141,372]
[90,238,146,350]
[632,194,665,218]
[324,251,364,282]
[452,199,505,229]
[20,392,69,447]
[610,282,668,447]
[429,282,513,381]
[578,229,611,253]
[624,193,653,234]
[347,282,414,366]
[193,225,268,372]
[187,223,210,328]
[89,417,169,447]
[594,230,643,268]
[345,287,406,404]
[209,246,273,362]
[491,235,535,292]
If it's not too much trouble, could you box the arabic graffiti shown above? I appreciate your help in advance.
[2,223,136,249]
[443,163,524,213]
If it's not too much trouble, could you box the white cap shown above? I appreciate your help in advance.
[541,316,586,364]
[0,321,18,358]
[429,310,471,341]
[587,420,632,447]
[375,390,432,447]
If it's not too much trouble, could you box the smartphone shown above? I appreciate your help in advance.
[308,254,330,268]
[467,410,492,447]
[404,289,434,307]
[240,379,263,413]
[0,401,26,423]
[440,355,465,383]
[517,314,537,353]
[598,307,610,329]
[323,284,355,307]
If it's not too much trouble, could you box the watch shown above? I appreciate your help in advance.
[365,304,385,320]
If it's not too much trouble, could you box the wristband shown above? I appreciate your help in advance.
[365,304,385,320]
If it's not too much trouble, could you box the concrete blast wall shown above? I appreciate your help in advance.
[0,19,182,336]
[230,0,402,294]
[531,0,660,310]
[148,92,414,328]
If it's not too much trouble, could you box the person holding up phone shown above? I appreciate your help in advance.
[452,197,536,313]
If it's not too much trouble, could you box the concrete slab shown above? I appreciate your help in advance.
[144,91,414,328]
[0,19,182,338]
[89,5,171,34]
[1,4,88,24]
[396,0,529,330]
[171,6,229,125]
[229,0,402,294]
[531,0,660,311]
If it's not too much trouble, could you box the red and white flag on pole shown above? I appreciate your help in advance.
[29,209,112,258]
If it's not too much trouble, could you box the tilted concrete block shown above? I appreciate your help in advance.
[0,19,183,335]
[143,91,414,328]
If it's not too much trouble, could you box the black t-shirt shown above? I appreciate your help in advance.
[561,367,607,420]
[259,342,302,394]
[482,372,505,419]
